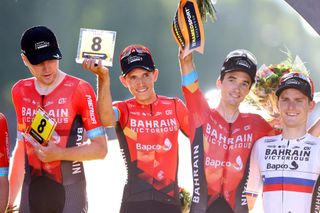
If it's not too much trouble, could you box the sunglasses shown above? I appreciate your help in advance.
[225,49,257,66]
[120,45,152,60]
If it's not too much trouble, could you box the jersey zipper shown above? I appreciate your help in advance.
[220,123,232,197]
[41,95,45,108]
[149,103,154,116]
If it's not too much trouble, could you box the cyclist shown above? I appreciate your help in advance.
[246,72,320,213]
[178,50,275,213]
[0,113,9,212]
[82,44,189,213]
[9,25,107,213]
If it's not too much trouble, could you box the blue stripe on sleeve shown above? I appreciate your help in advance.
[0,168,9,177]
[113,107,119,122]
[182,70,198,86]
[87,126,105,139]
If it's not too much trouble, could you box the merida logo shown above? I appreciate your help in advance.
[85,95,97,124]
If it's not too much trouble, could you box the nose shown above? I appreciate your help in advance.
[40,61,50,71]
[287,101,296,109]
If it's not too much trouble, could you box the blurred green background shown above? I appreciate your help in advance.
[1,0,320,147]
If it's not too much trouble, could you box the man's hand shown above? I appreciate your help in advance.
[6,205,19,213]
[82,59,110,81]
[23,133,62,163]
[178,48,195,74]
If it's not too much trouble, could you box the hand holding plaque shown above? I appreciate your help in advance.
[25,107,57,146]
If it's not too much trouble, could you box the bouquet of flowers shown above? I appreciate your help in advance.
[179,187,192,213]
[247,55,309,124]
[197,0,217,22]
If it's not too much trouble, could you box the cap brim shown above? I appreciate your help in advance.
[27,49,62,65]
[276,84,312,99]
[122,64,154,76]
[221,68,255,83]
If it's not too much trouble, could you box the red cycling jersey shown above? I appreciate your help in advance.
[12,75,104,183]
[113,96,189,207]
[0,113,9,177]
[182,75,274,213]
[12,75,104,213]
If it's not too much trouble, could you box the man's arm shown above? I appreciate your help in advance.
[82,59,116,127]
[245,142,263,211]
[30,133,107,163]
[0,177,8,213]
[8,138,25,209]
[308,118,320,137]
[179,50,195,75]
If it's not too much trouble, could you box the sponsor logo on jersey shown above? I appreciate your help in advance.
[5,132,9,159]
[157,170,164,180]
[130,118,178,133]
[58,98,67,104]
[266,161,299,170]
[43,101,54,107]
[305,141,317,146]
[154,112,162,116]
[64,82,74,87]
[129,111,140,116]
[165,110,173,115]
[244,125,251,131]
[192,144,200,203]
[136,138,173,152]
[72,127,85,175]
[205,123,253,150]
[161,100,172,105]
[264,148,310,161]
[21,107,69,124]
[163,138,172,151]
[23,97,31,103]
[85,95,97,124]
[289,161,299,170]
[265,138,277,143]
[205,155,243,171]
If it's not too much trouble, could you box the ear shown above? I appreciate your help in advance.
[153,69,159,82]
[119,75,128,88]
[21,53,29,66]
[309,100,316,112]
[216,78,222,89]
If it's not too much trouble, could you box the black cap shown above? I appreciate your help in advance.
[120,44,155,76]
[21,26,62,65]
[276,72,314,100]
[220,49,257,83]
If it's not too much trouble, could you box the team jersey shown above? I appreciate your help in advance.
[246,134,320,213]
[0,113,9,177]
[113,96,189,207]
[12,75,104,184]
[181,71,274,213]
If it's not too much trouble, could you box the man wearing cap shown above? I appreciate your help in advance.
[0,113,9,212]
[178,50,275,213]
[9,25,107,213]
[82,44,189,213]
[246,72,320,213]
